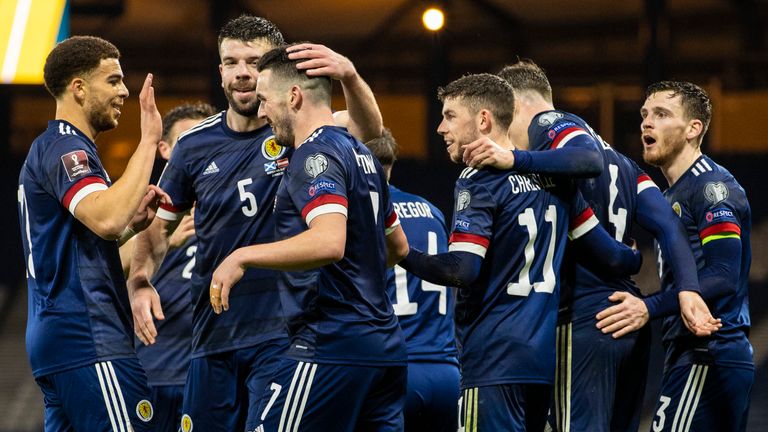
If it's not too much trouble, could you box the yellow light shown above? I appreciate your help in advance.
[422,7,444,32]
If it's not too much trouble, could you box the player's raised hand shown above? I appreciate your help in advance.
[139,73,162,145]
[287,43,355,82]
[128,278,164,345]
[595,291,649,338]
[209,249,246,314]
[463,137,515,169]
[679,290,722,336]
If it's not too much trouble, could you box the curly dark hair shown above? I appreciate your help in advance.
[437,73,514,130]
[497,58,552,102]
[365,128,398,168]
[646,81,712,135]
[257,43,332,104]
[218,15,285,49]
[43,36,120,98]
[161,102,217,141]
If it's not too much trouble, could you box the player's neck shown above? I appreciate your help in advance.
[226,109,267,133]
[293,106,335,149]
[55,103,98,142]
[661,143,703,186]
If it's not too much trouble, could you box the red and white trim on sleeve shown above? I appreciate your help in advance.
[384,210,401,235]
[636,173,659,195]
[62,176,108,215]
[448,232,490,258]
[302,194,348,225]
[157,203,186,221]
[550,126,589,149]
[568,207,599,240]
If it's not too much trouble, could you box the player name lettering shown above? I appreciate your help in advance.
[507,173,554,194]
[355,152,377,174]
[393,201,435,219]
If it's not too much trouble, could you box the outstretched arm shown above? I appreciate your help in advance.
[288,43,382,142]
[399,249,483,288]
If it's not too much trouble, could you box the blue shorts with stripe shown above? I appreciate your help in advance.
[405,361,460,432]
[549,319,650,432]
[149,384,183,432]
[250,358,407,432]
[35,358,155,432]
[650,362,753,432]
[181,338,287,432]
[459,384,551,432]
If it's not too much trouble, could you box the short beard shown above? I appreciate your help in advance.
[88,100,117,133]
[272,115,295,148]
[224,91,260,117]
[642,137,684,168]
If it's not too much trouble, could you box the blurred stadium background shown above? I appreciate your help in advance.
[0,0,766,429]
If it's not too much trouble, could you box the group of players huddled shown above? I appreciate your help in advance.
[18,13,752,432]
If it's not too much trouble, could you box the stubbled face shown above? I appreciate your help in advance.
[219,38,273,117]
[83,58,128,133]
[640,91,690,168]
[437,97,480,164]
[256,69,294,148]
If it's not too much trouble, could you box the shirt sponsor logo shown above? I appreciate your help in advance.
[454,219,471,230]
[60,150,91,181]
[304,153,329,178]
[308,179,336,197]
[261,135,287,160]
[537,112,563,126]
[456,190,471,212]
[705,208,734,222]
[704,182,729,205]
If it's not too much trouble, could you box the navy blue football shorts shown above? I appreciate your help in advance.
[250,358,407,432]
[35,357,155,432]
[650,362,753,432]
[405,360,460,432]
[550,319,650,432]
[180,338,287,432]
[148,384,183,432]
[459,383,551,432]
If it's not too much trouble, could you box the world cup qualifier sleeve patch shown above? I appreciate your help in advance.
[60,150,92,182]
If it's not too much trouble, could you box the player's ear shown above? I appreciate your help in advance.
[686,119,703,142]
[478,109,493,134]
[71,77,86,104]
[289,85,302,110]
[158,140,172,160]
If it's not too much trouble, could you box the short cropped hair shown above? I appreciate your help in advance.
[218,15,284,49]
[497,58,552,102]
[43,36,120,98]
[437,73,514,130]
[161,102,217,141]
[257,44,332,104]
[365,128,398,168]
[646,81,712,136]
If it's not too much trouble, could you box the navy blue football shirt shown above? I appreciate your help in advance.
[157,112,290,357]
[387,185,458,364]
[274,126,407,366]
[19,120,135,378]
